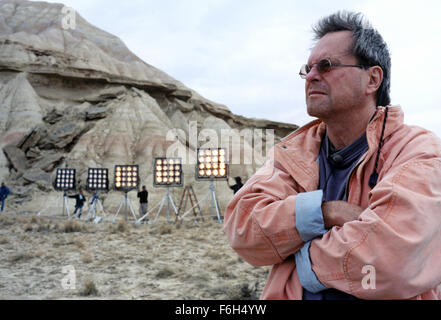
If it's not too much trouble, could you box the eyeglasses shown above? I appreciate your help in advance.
[299,58,365,79]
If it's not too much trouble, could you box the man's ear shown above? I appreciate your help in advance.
[366,66,383,96]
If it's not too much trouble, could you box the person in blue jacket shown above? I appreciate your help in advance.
[0,182,11,212]
[68,189,86,219]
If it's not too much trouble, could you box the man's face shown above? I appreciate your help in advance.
[304,31,366,121]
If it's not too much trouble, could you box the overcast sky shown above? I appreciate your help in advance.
[36,0,441,137]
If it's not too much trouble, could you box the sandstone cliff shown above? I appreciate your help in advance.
[0,0,298,218]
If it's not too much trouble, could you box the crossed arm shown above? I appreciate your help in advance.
[321,201,363,229]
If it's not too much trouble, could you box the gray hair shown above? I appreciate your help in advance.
[312,11,391,107]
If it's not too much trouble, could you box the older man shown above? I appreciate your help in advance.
[224,11,441,300]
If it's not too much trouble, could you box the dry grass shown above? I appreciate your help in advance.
[0,212,270,299]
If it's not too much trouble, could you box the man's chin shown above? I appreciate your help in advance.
[307,104,328,118]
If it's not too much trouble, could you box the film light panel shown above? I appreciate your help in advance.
[86,168,109,191]
[196,148,228,180]
[54,168,76,190]
[154,158,183,187]
[114,165,139,191]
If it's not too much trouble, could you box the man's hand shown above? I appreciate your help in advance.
[322,201,364,229]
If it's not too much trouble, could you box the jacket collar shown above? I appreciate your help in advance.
[274,105,404,191]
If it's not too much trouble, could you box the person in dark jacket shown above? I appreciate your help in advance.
[227,176,244,195]
[0,182,11,212]
[69,189,86,219]
[137,186,148,220]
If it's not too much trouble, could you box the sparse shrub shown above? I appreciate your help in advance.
[79,279,99,296]
[116,221,127,232]
[36,222,51,233]
[0,216,14,226]
[191,272,211,289]
[158,224,173,235]
[23,224,33,232]
[82,252,93,264]
[63,220,83,233]
[155,267,174,279]
[208,285,231,297]
[109,220,128,233]
[136,257,153,265]
[227,282,260,300]
[9,252,33,263]
[210,263,236,279]
[74,239,85,249]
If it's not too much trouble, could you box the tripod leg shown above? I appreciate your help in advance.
[167,192,171,223]
[169,194,179,216]
[127,198,137,221]
[196,192,210,220]
[212,189,222,223]
[87,201,95,220]
[65,196,71,219]
[124,193,128,221]
[113,198,125,222]
[98,200,106,218]
[153,196,166,223]
[92,202,97,219]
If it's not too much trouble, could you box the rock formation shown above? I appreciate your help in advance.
[0,0,298,218]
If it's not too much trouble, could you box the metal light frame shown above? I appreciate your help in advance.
[86,168,109,191]
[114,164,139,192]
[195,148,228,181]
[153,157,183,188]
[54,168,76,191]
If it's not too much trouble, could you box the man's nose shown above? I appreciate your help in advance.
[305,65,322,82]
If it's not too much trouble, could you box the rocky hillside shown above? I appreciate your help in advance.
[0,0,298,217]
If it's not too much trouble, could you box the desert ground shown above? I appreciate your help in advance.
[0,206,270,300]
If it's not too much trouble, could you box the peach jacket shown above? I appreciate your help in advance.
[224,106,441,299]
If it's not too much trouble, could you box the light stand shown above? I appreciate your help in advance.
[113,164,139,223]
[86,168,109,223]
[62,191,71,218]
[112,191,137,223]
[151,186,179,224]
[86,191,107,223]
[196,181,223,223]
[149,157,183,224]
[37,191,70,217]
[39,168,76,218]
[195,148,227,223]
[135,200,162,225]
